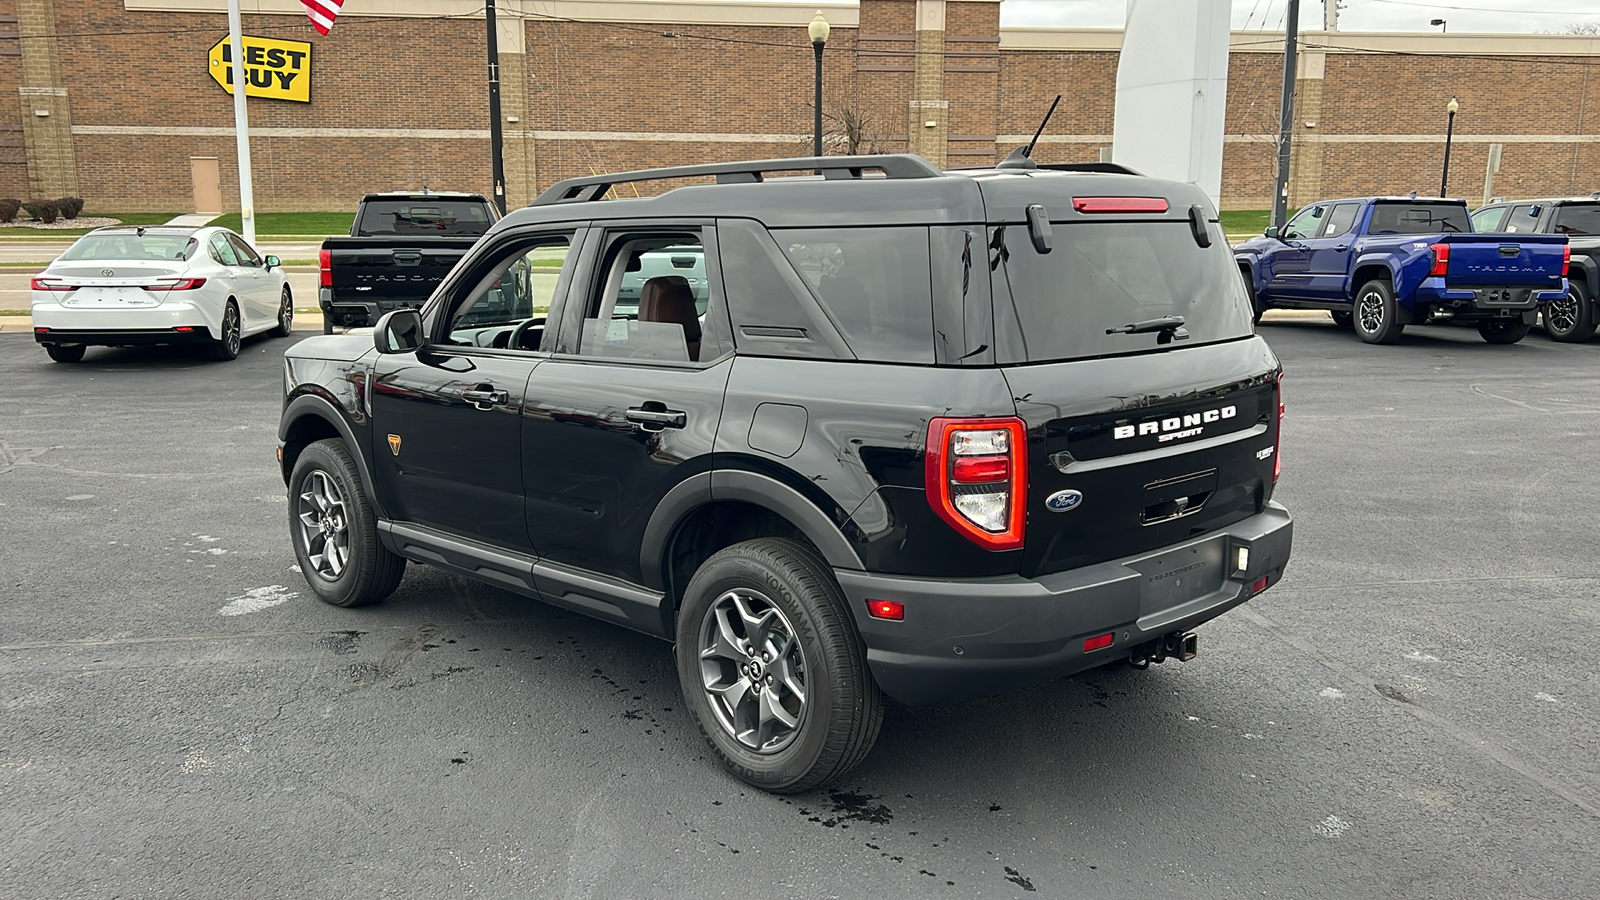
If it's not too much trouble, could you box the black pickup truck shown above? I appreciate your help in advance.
[1472,195,1599,342]
[318,192,499,333]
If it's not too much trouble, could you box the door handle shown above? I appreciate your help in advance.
[626,406,687,431]
[462,386,509,410]
[1332,245,1349,251]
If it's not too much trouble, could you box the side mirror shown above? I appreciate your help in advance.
[1263,225,1281,240]
[263,255,281,270]
[373,309,423,354]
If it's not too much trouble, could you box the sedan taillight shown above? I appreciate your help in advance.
[143,278,207,291]
[31,277,75,291]
[925,417,1027,551]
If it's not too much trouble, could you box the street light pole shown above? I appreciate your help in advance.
[809,12,829,157]
[226,0,255,245]
[486,0,507,214]
[1270,0,1301,228]
[1440,96,1458,197]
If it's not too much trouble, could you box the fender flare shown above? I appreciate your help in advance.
[637,469,866,592]
[1569,256,1599,300]
[278,392,387,519]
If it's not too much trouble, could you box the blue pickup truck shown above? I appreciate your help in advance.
[1235,196,1569,344]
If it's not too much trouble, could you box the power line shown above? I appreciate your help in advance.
[1366,0,1600,16]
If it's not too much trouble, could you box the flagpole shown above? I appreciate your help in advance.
[227,0,256,245]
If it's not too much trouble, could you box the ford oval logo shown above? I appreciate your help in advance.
[1045,489,1083,513]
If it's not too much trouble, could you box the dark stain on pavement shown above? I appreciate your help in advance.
[1004,866,1036,891]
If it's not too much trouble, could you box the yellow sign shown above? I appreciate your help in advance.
[208,35,312,103]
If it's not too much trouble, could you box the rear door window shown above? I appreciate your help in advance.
[1368,203,1469,234]
[1320,203,1361,238]
[774,227,934,364]
[1551,204,1600,235]
[1471,206,1508,232]
[1501,204,1541,233]
[990,220,1254,363]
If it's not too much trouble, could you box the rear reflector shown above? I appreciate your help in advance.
[174,326,195,332]
[1251,575,1270,594]
[866,600,904,621]
[1073,197,1170,214]
[1429,243,1450,277]
[34,327,49,333]
[926,417,1027,551]
[1083,633,1115,652]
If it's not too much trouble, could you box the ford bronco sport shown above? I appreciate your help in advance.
[277,153,1293,792]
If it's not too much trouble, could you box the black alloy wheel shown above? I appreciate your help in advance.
[209,302,242,361]
[1354,279,1404,344]
[45,344,85,363]
[272,286,295,338]
[676,538,882,793]
[1544,281,1597,342]
[288,438,405,608]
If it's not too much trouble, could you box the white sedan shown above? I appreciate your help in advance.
[30,225,293,363]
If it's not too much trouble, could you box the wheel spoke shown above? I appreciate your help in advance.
[701,605,747,662]
[697,586,808,755]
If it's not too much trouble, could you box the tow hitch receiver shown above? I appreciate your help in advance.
[1128,631,1199,669]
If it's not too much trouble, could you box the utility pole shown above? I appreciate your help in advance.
[486,0,507,214]
[1323,0,1340,32]
[1271,0,1301,228]
[226,0,255,245]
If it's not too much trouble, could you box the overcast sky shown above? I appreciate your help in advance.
[999,0,1600,34]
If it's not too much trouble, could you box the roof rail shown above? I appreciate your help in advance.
[532,154,943,205]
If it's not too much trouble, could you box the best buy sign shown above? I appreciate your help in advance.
[208,35,312,103]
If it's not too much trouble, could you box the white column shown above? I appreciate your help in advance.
[227,0,255,245]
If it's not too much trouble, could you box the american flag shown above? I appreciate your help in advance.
[301,0,344,35]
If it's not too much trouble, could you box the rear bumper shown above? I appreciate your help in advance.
[32,326,216,347]
[30,300,223,341]
[1411,278,1564,317]
[319,288,423,327]
[836,502,1293,706]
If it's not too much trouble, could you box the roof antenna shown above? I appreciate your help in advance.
[997,94,1061,170]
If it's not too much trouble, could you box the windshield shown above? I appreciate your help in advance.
[59,233,197,262]
[1368,203,1469,234]
[1553,203,1600,236]
[991,221,1254,363]
[355,200,493,236]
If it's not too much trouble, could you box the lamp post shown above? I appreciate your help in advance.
[1430,18,1447,33]
[1440,96,1459,197]
[809,12,829,157]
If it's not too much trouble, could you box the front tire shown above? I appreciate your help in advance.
[1478,318,1531,344]
[1243,272,1266,324]
[271,286,294,338]
[676,538,882,794]
[288,438,405,608]
[208,301,241,361]
[1544,281,1597,343]
[45,344,85,363]
[1353,279,1405,344]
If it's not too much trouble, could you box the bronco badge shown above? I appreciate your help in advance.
[1045,489,1083,512]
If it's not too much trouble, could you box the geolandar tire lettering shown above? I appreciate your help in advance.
[288,437,405,608]
[675,538,882,794]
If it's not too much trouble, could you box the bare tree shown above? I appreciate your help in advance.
[797,99,886,156]
[1559,22,1600,35]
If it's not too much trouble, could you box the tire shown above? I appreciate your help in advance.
[1544,280,1597,343]
[1330,310,1354,328]
[1353,279,1405,344]
[676,538,883,794]
[288,438,405,608]
[45,344,85,363]
[1243,272,1266,324]
[208,301,242,361]
[270,286,294,338]
[1477,318,1531,345]
[322,313,335,336]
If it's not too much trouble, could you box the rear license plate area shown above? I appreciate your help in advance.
[1129,543,1224,616]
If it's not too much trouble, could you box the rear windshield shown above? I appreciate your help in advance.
[1368,203,1469,234]
[355,200,494,236]
[60,233,196,261]
[1553,203,1600,236]
[991,221,1254,363]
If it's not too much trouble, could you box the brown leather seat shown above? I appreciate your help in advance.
[638,275,702,361]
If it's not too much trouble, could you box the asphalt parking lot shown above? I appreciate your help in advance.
[2,318,1597,899]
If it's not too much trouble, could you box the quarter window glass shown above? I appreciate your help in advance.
[1471,207,1507,232]
[1321,203,1360,238]
[576,231,728,363]
[775,227,934,364]
[1280,206,1322,240]
[1368,203,1469,234]
[209,234,240,266]
[1553,204,1600,235]
[1502,205,1540,234]
[446,235,571,351]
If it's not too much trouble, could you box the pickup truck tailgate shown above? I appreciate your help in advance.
[1443,234,1567,288]
[324,239,480,306]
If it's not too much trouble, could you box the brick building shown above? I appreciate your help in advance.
[2,0,1596,212]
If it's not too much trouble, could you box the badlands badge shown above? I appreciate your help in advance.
[387,434,402,456]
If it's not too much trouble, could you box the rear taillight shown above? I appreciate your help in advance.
[925,416,1027,551]
[31,277,74,291]
[1274,372,1284,484]
[143,277,207,291]
[1562,244,1571,278]
[1428,243,1450,277]
[319,248,333,287]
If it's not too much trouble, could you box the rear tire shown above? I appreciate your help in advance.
[1243,272,1266,324]
[1353,280,1405,344]
[288,438,405,608]
[1478,318,1531,344]
[45,344,85,363]
[1544,281,1597,343]
[676,538,882,794]
[270,286,294,338]
[208,301,241,361]
[1330,310,1354,328]
[322,314,335,335]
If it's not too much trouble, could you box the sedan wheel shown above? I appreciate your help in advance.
[271,287,294,338]
[208,302,241,361]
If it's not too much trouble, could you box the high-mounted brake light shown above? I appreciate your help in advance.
[1428,242,1450,277]
[319,248,333,288]
[1073,197,1170,214]
[925,416,1027,551]
[1274,372,1284,484]
[1562,244,1571,278]
[30,277,75,291]
[144,277,207,291]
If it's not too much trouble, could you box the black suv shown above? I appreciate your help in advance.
[277,154,1293,792]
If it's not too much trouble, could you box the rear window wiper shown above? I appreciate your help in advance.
[1106,315,1189,344]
